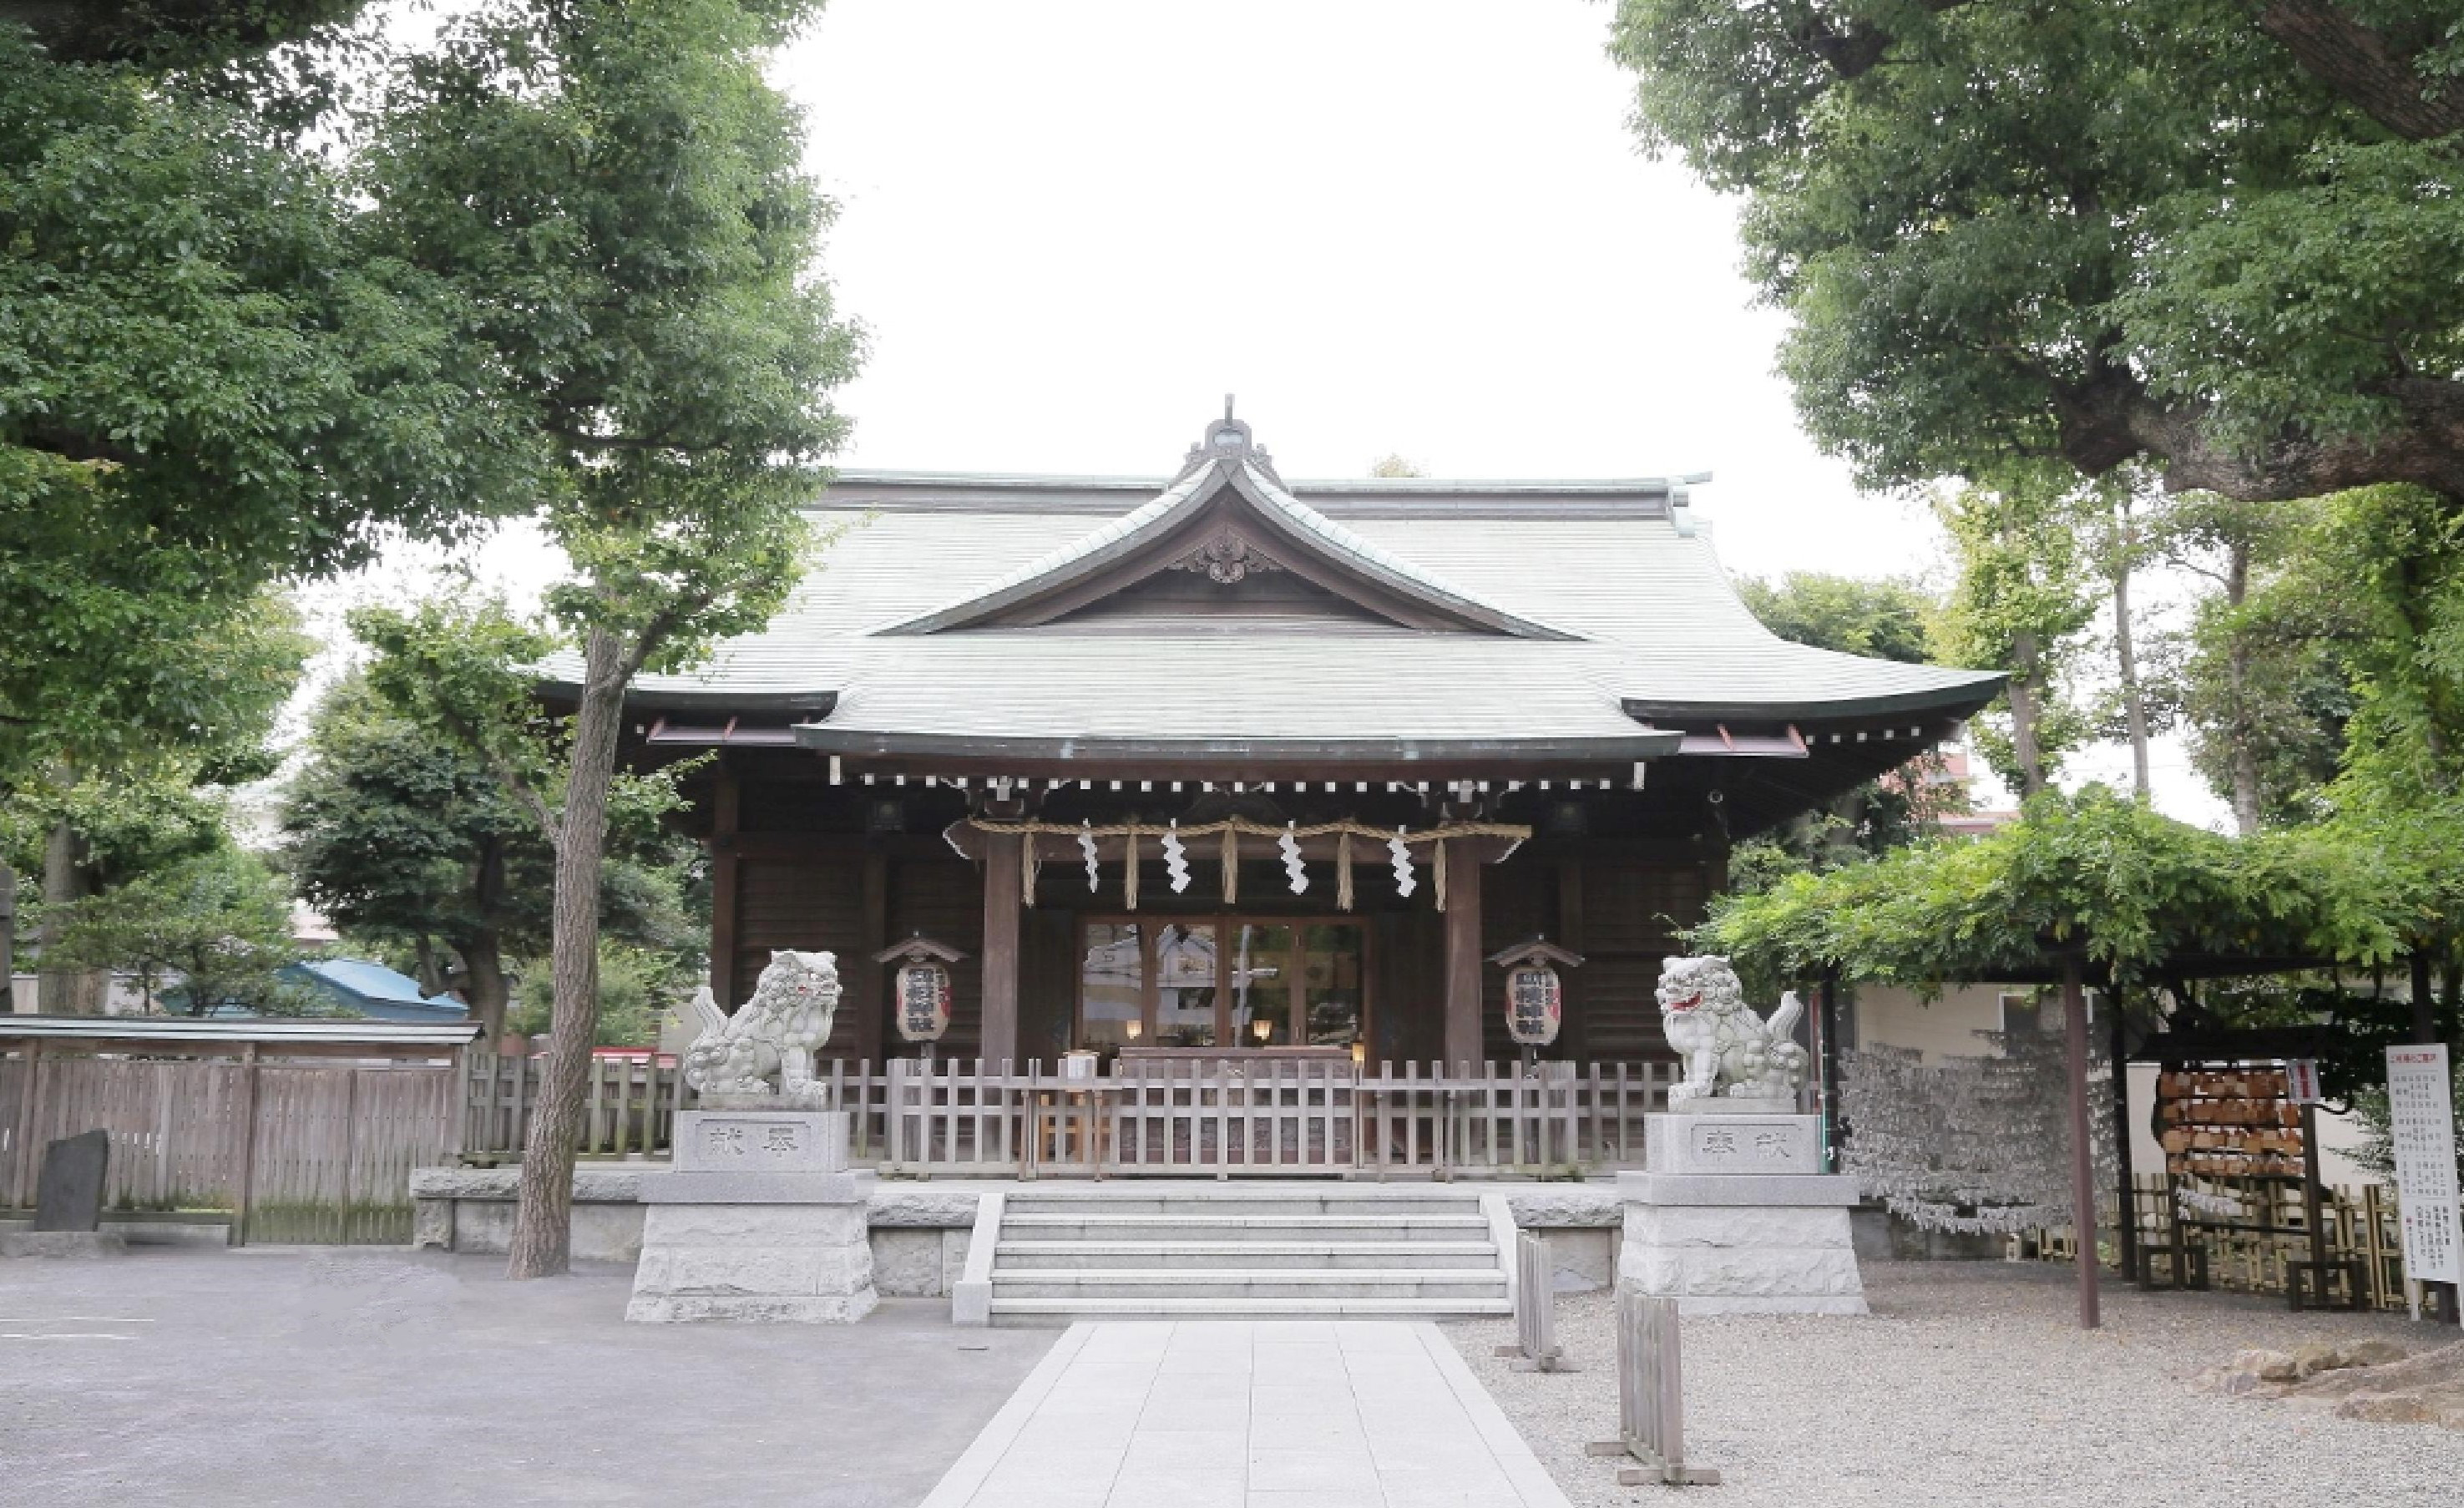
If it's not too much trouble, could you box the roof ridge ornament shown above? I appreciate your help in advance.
[1177,394,1283,485]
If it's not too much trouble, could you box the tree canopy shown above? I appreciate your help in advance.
[1695,787,2432,990]
[1609,2,2464,509]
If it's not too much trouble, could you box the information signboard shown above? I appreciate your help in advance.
[2386,1045,2462,1288]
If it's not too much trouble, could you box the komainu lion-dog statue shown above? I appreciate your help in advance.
[681,949,840,1100]
[1656,954,1809,1106]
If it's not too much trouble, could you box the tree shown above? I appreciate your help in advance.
[1609,2,2464,511]
[1735,571,1950,878]
[357,0,858,1277]
[2,587,307,1010]
[1931,472,2098,796]
[2158,493,2352,832]
[281,671,706,1040]
[38,843,313,1016]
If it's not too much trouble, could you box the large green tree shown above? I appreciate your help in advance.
[357,0,858,1277]
[281,671,704,1040]
[1932,470,2100,796]
[1610,2,2464,510]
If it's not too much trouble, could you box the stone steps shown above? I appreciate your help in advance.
[983,1186,1510,1323]
[994,1239,1500,1269]
[989,1294,1514,1320]
[992,1268,1509,1300]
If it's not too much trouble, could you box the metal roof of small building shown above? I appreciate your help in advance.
[575,413,2002,761]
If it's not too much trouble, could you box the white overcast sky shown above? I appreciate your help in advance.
[338,0,2224,827]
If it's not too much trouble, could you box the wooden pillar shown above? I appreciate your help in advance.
[1555,858,1586,1061]
[708,767,741,1009]
[852,848,888,1065]
[2108,987,2138,1283]
[980,830,1023,1070]
[2062,955,2101,1328]
[1443,853,1485,1072]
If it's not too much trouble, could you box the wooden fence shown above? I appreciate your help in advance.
[2016,1173,2414,1311]
[458,1055,1678,1177]
[1586,1288,1718,1487]
[3,1048,458,1245]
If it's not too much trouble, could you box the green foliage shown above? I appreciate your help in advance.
[1932,470,2100,792]
[507,941,679,1048]
[1733,570,1952,887]
[280,666,706,975]
[1608,2,2464,504]
[1737,571,1936,665]
[1696,787,2422,990]
[39,844,317,1015]
[360,0,858,674]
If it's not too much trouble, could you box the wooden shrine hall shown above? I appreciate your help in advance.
[585,407,2001,1075]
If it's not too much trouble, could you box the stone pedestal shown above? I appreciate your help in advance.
[626,1109,877,1324]
[1617,1112,1867,1317]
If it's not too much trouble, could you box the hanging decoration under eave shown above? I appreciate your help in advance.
[969,816,1525,910]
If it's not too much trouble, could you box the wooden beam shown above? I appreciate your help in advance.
[1555,859,1586,1061]
[1444,856,1485,1072]
[710,767,741,1009]
[853,848,888,1064]
[979,829,1023,1069]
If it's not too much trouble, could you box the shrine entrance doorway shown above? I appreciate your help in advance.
[1076,917,1367,1055]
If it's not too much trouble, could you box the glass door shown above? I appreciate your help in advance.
[1077,916,1365,1050]
[1151,923,1219,1046]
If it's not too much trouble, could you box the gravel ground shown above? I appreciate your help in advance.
[1447,1262,2464,1506]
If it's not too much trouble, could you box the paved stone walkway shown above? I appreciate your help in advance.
[918,1319,1574,1508]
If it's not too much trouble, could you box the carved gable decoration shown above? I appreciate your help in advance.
[877,406,1577,641]
[1169,529,1284,584]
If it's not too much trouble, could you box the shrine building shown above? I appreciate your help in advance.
[587,409,2001,1071]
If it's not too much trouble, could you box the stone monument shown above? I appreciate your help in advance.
[628,951,877,1323]
[3,1129,124,1258]
[1617,957,1866,1315]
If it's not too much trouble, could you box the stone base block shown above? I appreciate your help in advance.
[1645,1112,1824,1176]
[634,1169,863,1204]
[2,1229,127,1258]
[1620,1171,1868,1317]
[625,1293,877,1323]
[628,1199,876,1326]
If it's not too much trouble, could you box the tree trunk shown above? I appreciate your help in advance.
[460,930,510,1045]
[38,818,104,1015]
[506,625,629,1280]
[0,856,15,1012]
[412,934,445,996]
[2007,632,2050,796]
[2224,541,2264,835]
[2111,497,2152,802]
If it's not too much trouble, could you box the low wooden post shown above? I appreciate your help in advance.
[1586,1288,1718,1485]
[231,1042,261,1248]
[1495,1232,1566,1371]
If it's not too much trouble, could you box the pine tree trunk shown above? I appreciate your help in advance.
[38,817,104,1014]
[2111,498,2151,802]
[506,625,629,1279]
[2224,541,2263,835]
[2007,632,2050,796]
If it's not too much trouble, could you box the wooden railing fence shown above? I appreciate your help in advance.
[1586,1288,1718,1487]
[3,1049,458,1245]
[2015,1173,2415,1312]
[458,1055,1677,1177]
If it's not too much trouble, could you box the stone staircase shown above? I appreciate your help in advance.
[982,1184,1514,1323]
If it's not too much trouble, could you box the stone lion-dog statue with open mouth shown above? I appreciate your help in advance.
[1656,954,1809,1106]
